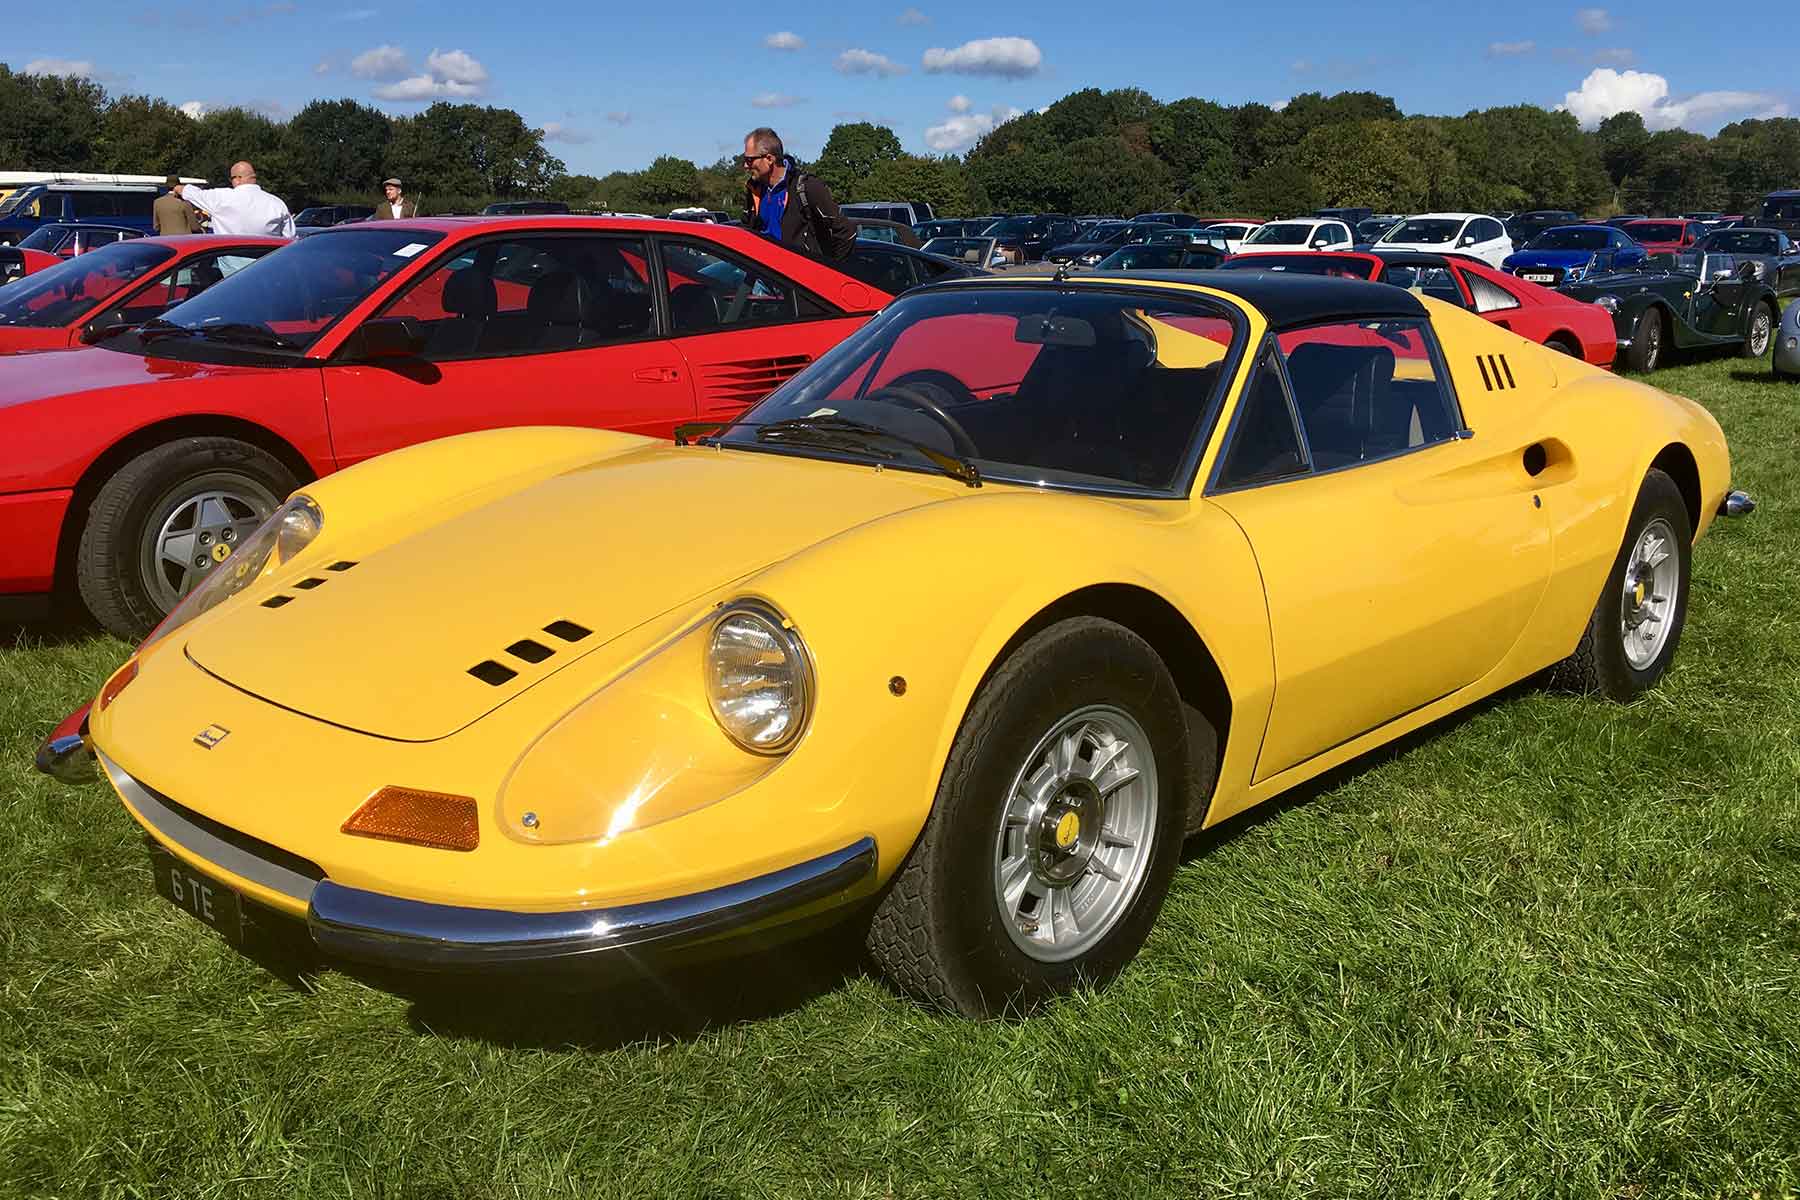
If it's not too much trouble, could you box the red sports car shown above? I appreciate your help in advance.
[0,223,146,281]
[0,216,892,639]
[1220,250,1617,368]
[1621,219,1706,256]
[0,236,288,354]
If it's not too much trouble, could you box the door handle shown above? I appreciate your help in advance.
[633,367,682,383]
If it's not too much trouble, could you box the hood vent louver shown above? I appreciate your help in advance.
[469,660,517,686]
[467,620,591,687]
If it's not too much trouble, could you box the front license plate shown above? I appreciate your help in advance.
[150,846,244,945]
[1523,273,1556,283]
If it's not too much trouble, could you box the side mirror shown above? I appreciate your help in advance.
[1458,235,1477,247]
[79,320,129,345]
[340,316,426,361]
[1310,238,1329,249]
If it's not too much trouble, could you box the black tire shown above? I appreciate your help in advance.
[76,437,295,642]
[1546,468,1692,700]
[1546,334,1581,358]
[866,616,1193,1016]
[1741,302,1775,359]
[1623,308,1664,373]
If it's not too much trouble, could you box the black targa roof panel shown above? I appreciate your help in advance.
[917,270,1428,329]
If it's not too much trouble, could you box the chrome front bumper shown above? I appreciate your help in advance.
[34,704,95,784]
[86,745,878,971]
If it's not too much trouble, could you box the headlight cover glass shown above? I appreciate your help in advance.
[139,494,322,649]
[705,602,812,754]
[1595,294,1620,312]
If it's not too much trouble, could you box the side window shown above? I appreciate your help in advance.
[1473,219,1502,242]
[662,240,824,334]
[117,193,155,219]
[70,191,117,218]
[839,246,917,295]
[1217,345,1308,488]
[1276,319,1457,470]
[1389,265,1467,308]
[1464,271,1520,314]
[380,235,654,360]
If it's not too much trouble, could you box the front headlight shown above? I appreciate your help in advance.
[139,494,322,649]
[705,602,812,754]
[1595,295,1619,312]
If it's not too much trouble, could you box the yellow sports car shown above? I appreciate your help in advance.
[38,271,1747,1017]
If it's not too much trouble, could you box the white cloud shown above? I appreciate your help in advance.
[898,5,928,22]
[1291,58,1313,73]
[540,122,592,144]
[1593,47,1636,66]
[1576,7,1611,33]
[1270,98,1290,111]
[924,102,1022,151]
[23,58,98,78]
[350,44,409,79]
[764,31,804,50]
[333,6,378,18]
[1559,68,1789,131]
[606,110,631,126]
[370,48,489,101]
[752,91,805,108]
[836,48,906,76]
[1488,41,1535,56]
[313,58,332,75]
[922,36,1041,77]
[179,100,210,119]
[947,94,971,113]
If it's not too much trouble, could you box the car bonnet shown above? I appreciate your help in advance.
[182,446,961,742]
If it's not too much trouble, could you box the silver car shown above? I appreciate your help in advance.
[1775,299,1800,379]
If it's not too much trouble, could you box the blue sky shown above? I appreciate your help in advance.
[13,0,1794,175]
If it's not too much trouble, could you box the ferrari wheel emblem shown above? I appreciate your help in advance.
[1055,811,1080,849]
[210,543,232,564]
[193,725,230,749]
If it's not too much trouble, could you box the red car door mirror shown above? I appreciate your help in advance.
[342,316,427,361]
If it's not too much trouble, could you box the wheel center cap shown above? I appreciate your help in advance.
[1054,811,1081,849]
[210,542,233,564]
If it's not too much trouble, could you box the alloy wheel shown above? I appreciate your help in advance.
[138,474,279,615]
[1619,516,1681,670]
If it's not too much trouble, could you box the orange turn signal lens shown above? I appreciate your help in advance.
[342,787,479,852]
[97,659,139,712]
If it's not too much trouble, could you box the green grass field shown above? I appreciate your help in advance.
[2,350,1797,1198]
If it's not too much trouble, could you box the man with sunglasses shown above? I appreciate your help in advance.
[740,127,855,261]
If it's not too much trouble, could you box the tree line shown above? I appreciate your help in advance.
[4,63,1797,219]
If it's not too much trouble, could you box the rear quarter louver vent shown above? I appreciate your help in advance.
[1476,353,1517,391]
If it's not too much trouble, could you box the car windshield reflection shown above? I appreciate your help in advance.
[716,287,1242,494]
[0,242,176,328]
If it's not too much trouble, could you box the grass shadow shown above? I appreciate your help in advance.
[4,612,103,651]
[358,921,871,1051]
[1727,368,1788,386]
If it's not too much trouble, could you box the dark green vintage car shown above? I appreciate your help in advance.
[1560,251,1780,372]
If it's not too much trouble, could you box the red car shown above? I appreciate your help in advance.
[0,223,146,281]
[0,236,288,354]
[1621,219,1706,256]
[1220,250,1617,368]
[0,217,892,638]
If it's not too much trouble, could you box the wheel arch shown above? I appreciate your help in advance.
[979,583,1233,825]
[52,415,318,595]
[1649,442,1701,537]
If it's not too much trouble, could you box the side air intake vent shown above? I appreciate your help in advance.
[1476,353,1516,391]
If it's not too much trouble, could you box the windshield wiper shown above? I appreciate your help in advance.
[137,317,200,342]
[755,416,981,488]
[193,322,300,350]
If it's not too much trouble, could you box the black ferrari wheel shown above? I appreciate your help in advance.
[76,437,295,642]
[1742,302,1774,358]
[866,617,1194,1016]
[1624,308,1664,373]
[1546,468,1692,700]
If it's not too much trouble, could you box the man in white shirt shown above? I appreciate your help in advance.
[175,161,296,237]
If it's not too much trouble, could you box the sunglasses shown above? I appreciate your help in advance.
[739,153,772,166]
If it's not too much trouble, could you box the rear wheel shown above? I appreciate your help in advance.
[1546,468,1691,700]
[1624,308,1664,373]
[866,617,1193,1016]
[77,437,294,642]
[1742,302,1774,358]
[1545,334,1582,358]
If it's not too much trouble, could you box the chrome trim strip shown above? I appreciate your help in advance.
[307,837,879,969]
[97,749,317,906]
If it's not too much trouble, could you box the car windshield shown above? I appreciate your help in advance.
[1244,223,1313,245]
[1096,245,1190,270]
[136,227,442,352]
[1080,223,1130,244]
[1527,228,1610,251]
[715,286,1241,493]
[0,241,176,328]
[1628,223,1686,242]
[1380,219,1463,245]
[1220,254,1374,278]
[1760,197,1800,221]
[294,207,336,226]
[988,217,1050,238]
[1699,230,1778,254]
[18,225,77,252]
[0,187,40,217]
[922,237,993,262]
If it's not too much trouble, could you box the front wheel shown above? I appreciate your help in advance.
[76,437,295,641]
[1624,308,1664,373]
[1546,468,1692,700]
[866,617,1193,1016]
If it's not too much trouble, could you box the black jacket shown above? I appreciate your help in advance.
[742,158,856,261]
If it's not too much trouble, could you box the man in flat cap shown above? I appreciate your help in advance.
[154,175,202,235]
[374,178,417,220]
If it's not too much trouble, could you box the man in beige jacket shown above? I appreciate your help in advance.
[374,178,418,220]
